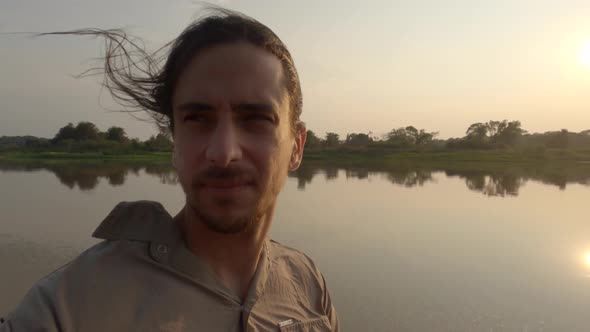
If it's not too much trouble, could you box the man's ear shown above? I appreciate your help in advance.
[171,134,178,170]
[171,148,177,169]
[289,124,307,171]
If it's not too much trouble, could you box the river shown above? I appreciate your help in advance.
[1,160,590,331]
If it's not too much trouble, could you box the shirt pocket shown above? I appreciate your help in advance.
[278,316,333,332]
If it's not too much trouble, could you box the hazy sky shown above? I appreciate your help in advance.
[1,0,590,140]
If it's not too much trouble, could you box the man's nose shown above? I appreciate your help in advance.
[205,119,242,167]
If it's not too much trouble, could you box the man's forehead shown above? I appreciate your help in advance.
[173,42,287,106]
[185,42,283,76]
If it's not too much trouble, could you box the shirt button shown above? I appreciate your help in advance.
[150,243,169,262]
[156,244,168,254]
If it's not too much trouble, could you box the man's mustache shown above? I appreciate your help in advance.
[193,166,257,185]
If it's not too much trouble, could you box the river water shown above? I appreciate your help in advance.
[1,160,590,331]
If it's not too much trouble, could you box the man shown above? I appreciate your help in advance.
[1,9,338,332]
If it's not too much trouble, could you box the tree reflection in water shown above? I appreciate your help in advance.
[443,170,524,197]
[290,162,590,196]
[0,161,177,191]
[1,160,589,196]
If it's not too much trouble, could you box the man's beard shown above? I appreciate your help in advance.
[184,165,264,234]
[187,198,261,234]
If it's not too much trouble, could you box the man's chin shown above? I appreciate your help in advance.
[187,202,257,234]
[199,213,255,234]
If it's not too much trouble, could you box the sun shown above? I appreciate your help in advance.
[580,40,590,69]
[584,252,590,267]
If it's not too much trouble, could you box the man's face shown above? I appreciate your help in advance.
[171,42,305,234]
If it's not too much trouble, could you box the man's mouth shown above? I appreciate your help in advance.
[199,178,255,191]
[194,167,256,193]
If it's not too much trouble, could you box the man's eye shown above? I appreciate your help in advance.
[184,115,206,122]
[245,114,273,123]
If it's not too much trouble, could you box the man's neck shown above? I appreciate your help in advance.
[174,205,273,301]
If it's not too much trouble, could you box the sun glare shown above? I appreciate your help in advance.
[580,40,590,69]
[584,252,590,267]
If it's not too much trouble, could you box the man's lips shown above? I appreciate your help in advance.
[198,179,254,189]
[198,180,253,197]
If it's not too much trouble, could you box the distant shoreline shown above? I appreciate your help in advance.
[0,151,171,162]
[304,148,590,164]
[1,149,590,164]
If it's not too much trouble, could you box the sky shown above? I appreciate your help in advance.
[1,0,590,140]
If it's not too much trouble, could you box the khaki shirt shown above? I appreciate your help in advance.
[1,201,338,331]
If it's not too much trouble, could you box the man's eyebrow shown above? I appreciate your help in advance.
[232,103,277,113]
[175,102,278,114]
[176,102,214,112]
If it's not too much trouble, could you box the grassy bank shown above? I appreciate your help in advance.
[304,148,590,165]
[2,149,590,164]
[0,151,172,162]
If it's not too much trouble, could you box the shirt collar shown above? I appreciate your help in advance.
[93,200,272,306]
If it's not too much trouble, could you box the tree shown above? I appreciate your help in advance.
[385,128,413,147]
[384,126,437,148]
[464,120,525,148]
[344,133,372,146]
[547,129,569,149]
[415,130,437,146]
[130,138,143,149]
[404,126,437,146]
[305,130,323,149]
[105,126,128,143]
[404,126,419,142]
[53,123,77,142]
[74,122,100,141]
[492,120,526,147]
[324,132,340,147]
[485,120,503,138]
[466,122,488,140]
[144,133,173,151]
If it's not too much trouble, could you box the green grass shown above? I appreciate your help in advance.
[0,151,171,161]
[303,149,590,165]
[2,148,590,165]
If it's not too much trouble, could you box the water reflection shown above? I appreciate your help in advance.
[291,162,590,196]
[446,170,524,197]
[1,159,589,195]
[2,159,590,331]
[0,160,177,190]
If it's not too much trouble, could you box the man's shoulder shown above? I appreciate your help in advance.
[268,239,312,260]
[267,239,325,281]
[21,239,143,296]
[44,200,176,284]
[4,201,176,325]
[1,240,134,330]
[41,200,177,287]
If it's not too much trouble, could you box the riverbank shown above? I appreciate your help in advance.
[304,148,590,165]
[1,149,590,164]
[0,151,171,162]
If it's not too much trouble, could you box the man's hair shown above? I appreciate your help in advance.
[42,8,303,134]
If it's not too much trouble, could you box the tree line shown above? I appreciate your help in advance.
[1,119,589,153]
[0,122,173,153]
[306,120,590,151]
